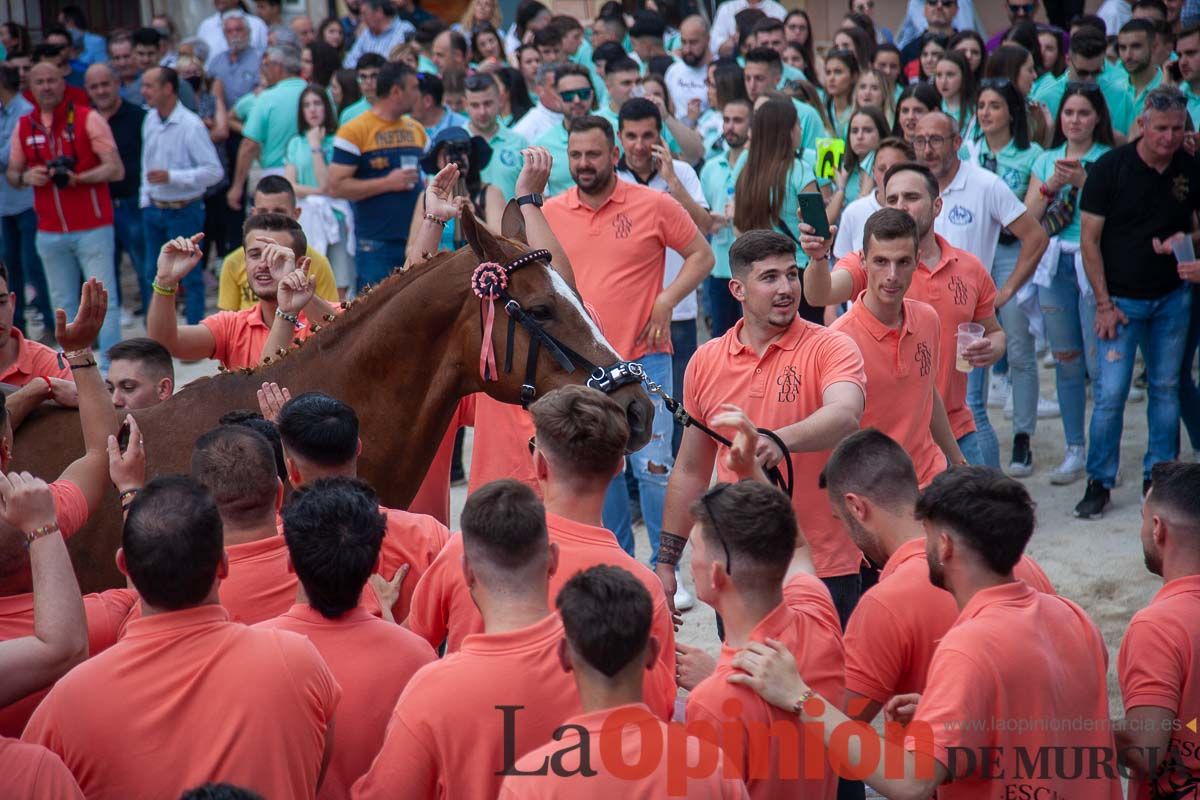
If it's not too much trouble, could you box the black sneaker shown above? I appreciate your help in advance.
[1009,433,1033,478]
[1074,480,1111,519]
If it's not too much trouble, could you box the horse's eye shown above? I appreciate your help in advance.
[528,305,554,322]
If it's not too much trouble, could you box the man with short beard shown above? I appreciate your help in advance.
[532,64,599,196]
[1117,461,1200,798]
[664,15,713,119]
[205,11,264,108]
[196,0,269,60]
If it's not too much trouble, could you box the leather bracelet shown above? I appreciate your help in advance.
[24,522,60,548]
[658,532,687,566]
[69,359,97,370]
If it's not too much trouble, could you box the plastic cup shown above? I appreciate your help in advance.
[400,155,419,171]
[1171,235,1195,265]
[956,322,985,373]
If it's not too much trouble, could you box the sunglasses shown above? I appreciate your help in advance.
[700,484,734,577]
[559,87,594,102]
[925,0,957,6]
[980,77,1013,90]
[1071,66,1102,80]
[1009,3,1035,13]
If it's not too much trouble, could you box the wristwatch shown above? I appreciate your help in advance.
[516,193,544,208]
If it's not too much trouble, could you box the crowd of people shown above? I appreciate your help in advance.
[0,0,1199,797]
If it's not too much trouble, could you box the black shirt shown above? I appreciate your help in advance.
[1080,142,1200,300]
[105,100,146,201]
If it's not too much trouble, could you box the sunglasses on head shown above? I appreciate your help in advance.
[700,484,734,577]
[559,87,593,102]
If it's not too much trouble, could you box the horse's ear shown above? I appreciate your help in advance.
[459,203,502,261]
[501,199,528,244]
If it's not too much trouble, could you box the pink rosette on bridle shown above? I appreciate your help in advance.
[471,261,509,381]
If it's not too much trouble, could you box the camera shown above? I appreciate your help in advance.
[47,155,76,189]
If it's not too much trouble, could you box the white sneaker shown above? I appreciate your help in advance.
[1004,394,1061,420]
[119,308,135,329]
[988,374,1011,409]
[1127,386,1146,403]
[1050,444,1087,485]
[1042,350,1056,368]
[673,568,694,611]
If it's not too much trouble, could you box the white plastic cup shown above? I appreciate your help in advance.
[1171,235,1195,265]
[956,322,985,373]
[400,155,419,171]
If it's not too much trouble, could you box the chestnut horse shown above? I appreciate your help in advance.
[14,209,653,592]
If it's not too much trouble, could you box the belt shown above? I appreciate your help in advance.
[151,196,202,209]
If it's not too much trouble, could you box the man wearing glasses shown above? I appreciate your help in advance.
[986,0,1042,52]
[897,0,984,54]
[337,52,384,125]
[532,64,599,196]
[1031,28,1137,137]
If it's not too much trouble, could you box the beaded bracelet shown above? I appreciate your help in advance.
[24,522,60,548]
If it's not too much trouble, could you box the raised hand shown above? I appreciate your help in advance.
[275,263,314,315]
[256,382,293,423]
[107,415,145,494]
[55,278,107,353]
[424,163,462,220]
[155,232,205,288]
[798,221,836,262]
[515,147,552,198]
[0,471,57,532]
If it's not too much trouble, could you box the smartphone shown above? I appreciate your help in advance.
[797,192,830,239]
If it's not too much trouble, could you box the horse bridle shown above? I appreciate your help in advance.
[471,249,794,497]
[472,249,646,408]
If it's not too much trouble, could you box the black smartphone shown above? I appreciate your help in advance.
[797,192,830,240]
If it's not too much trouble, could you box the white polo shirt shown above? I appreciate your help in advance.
[664,60,709,120]
[617,159,709,321]
[512,103,563,145]
[832,191,882,260]
[933,159,1026,271]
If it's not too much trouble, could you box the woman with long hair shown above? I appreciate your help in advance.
[892,81,940,141]
[506,0,550,55]
[460,0,502,32]
[1039,28,1066,78]
[829,105,889,224]
[470,23,506,69]
[985,43,1053,145]
[407,128,504,259]
[317,18,345,57]
[964,77,1045,476]
[0,22,31,56]
[948,29,987,83]
[872,43,904,100]
[934,50,977,133]
[854,68,895,124]
[285,85,354,298]
[302,41,340,88]
[696,59,745,150]
[784,10,820,82]
[833,25,875,78]
[911,32,948,84]
[822,49,860,138]
[329,69,361,117]
[493,66,534,124]
[1023,83,1115,485]
[841,11,878,51]
[733,99,823,323]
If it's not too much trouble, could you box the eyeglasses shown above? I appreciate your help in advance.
[1071,66,1102,80]
[559,87,593,102]
[700,484,733,577]
[979,77,1012,91]
[910,134,948,149]
[465,74,496,92]
[1009,3,1035,14]
[356,71,379,83]
[925,0,957,7]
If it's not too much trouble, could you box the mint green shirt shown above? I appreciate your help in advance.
[960,136,1044,201]
[243,77,307,168]
[1031,141,1111,243]
[699,149,739,279]
[1031,72,1136,137]
[731,150,820,267]
[533,123,573,197]
[1184,82,1200,130]
[284,134,334,188]
[478,124,529,200]
[1108,66,1163,115]
[844,150,874,204]
[338,96,370,125]
[570,38,594,68]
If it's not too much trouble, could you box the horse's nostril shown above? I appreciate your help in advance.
[626,399,647,435]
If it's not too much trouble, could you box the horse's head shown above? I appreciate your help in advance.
[457,204,654,451]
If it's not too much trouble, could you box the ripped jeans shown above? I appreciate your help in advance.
[1038,252,1099,448]
[604,351,673,567]
[1086,285,1191,487]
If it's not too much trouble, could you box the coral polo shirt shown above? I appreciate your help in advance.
[0,328,72,385]
[370,504,450,622]
[683,316,867,578]
[220,534,297,624]
[1118,574,1200,800]
[352,612,581,800]
[257,604,437,799]
[406,514,677,719]
[467,394,539,497]
[686,594,844,799]
[844,537,1053,706]
[0,736,82,799]
[23,604,340,800]
[200,302,312,370]
[500,704,750,799]
[908,582,1122,800]
[830,297,946,487]
[543,180,700,361]
[833,236,996,439]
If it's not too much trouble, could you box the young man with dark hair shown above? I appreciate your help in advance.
[274,391,449,621]
[23,475,339,800]
[741,47,822,149]
[1031,28,1137,136]
[409,70,467,140]
[257,476,436,797]
[354,480,579,800]
[502,565,747,797]
[464,72,528,200]
[685,479,843,798]
[1118,18,1165,107]
[337,52,384,125]
[659,229,866,625]
[730,466,1120,800]
[820,428,1052,725]
[409,386,677,716]
[104,337,173,410]
[1117,461,1200,797]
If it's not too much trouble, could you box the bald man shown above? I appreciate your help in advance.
[665,16,712,120]
[83,63,149,313]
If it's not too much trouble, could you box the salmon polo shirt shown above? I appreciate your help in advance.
[1118,573,1200,800]
[23,604,340,800]
[500,704,750,799]
[834,236,996,439]
[830,296,946,486]
[683,316,867,578]
[543,180,700,361]
[0,737,82,799]
[843,537,1054,706]
[908,581,1122,800]
[352,612,582,800]
[0,327,72,384]
[200,302,313,370]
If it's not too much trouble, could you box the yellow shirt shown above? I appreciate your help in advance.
[217,245,340,311]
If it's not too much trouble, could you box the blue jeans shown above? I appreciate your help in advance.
[957,431,984,466]
[0,208,53,333]
[1038,252,1099,448]
[704,275,742,338]
[112,198,148,313]
[603,351,673,567]
[1087,285,1192,486]
[35,225,119,363]
[992,241,1038,437]
[356,238,408,290]
[144,202,206,325]
[670,318,697,456]
[1181,285,1200,451]
[965,368,1001,468]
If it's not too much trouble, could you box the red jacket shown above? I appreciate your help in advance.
[17,101,113,233]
